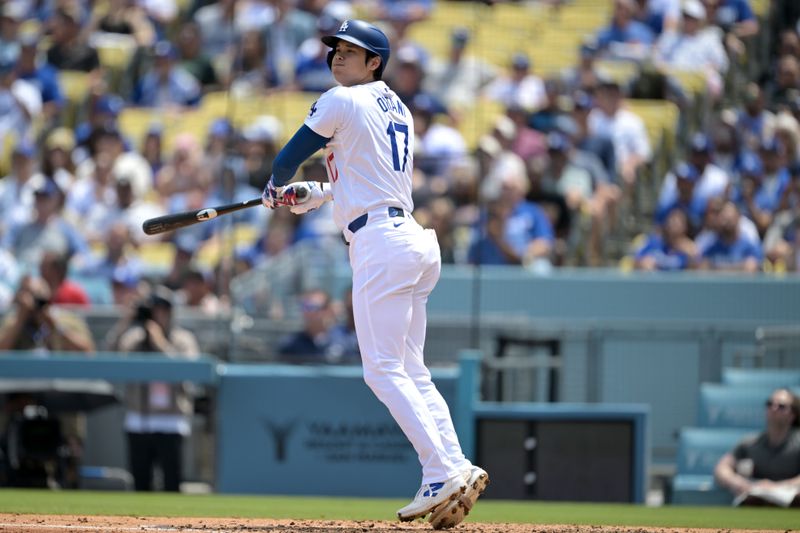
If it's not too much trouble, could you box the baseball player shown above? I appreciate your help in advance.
[260,19,488,529]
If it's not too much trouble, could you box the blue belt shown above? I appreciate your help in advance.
[344,206,405,244]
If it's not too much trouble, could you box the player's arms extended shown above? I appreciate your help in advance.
[271,125,331,187]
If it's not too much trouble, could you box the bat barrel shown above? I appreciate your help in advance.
[142,198,263,235]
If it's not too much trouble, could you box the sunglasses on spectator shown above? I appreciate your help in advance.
[766,400,791,411]
[301,300,326,312]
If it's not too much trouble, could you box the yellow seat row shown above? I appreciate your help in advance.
[627,99,679,152]
[116,90,319,153]
[137,223,261,272]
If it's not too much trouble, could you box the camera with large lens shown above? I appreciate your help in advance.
[34,296,50,311]
[134,301,153,323]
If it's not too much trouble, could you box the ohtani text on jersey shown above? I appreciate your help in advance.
[375,96,406,116]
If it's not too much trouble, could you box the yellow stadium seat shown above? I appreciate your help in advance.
[667,69,708,97]
[96,41,136,72]
[595,60,639,86]
[455,98,505,150]
[232,223,260,246]
[137,241,176,271]
[58,70,92,128]
[618,255,635,273]
[59,70,91,104]
[627,99,679,148]
[118,107,165,151]
[750,0,768,17]
[199,91,232,117]
[0,132,18,178]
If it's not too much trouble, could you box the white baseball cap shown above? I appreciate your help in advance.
[682,0,706,21]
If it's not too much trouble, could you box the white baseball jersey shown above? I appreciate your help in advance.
[301,78,469,486]
[304,81,414,229]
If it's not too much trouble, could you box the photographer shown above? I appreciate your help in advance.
[0,275,94,354]
[116,285,199,492]
[0,275,95,488]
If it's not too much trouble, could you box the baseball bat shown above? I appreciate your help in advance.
[142,186,308,235]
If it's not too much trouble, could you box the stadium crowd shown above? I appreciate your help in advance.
[0,0,797,324]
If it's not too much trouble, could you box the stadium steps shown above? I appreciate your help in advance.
[670,427,753,505]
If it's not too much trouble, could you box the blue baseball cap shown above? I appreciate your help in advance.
[573,91,594,110]
[579,38,599,57]
[111,263,141,289]
[153,40,177,60]
[411,93,437,116]
[554,115,579,138]
[317,13,341,34]
[95,94,124,116]
[30,174,61,197]
[547,132,571,152]
[209,118,232,138]
[396,44,425,68]
[452,27,470,47]
[0,48,18,74]
[689,132,713,153]
[674,161,699,182]
[739,152,763,176]
[146,121,164,137]
[13,140,35,158]
[760,137,783,153]
[511,52,530,70]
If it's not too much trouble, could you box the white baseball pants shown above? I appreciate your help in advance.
[348,208,470,484]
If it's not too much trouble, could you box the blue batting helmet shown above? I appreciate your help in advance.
[322,19,390,78]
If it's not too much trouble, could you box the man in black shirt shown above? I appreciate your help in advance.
[715,388,800,507]
[46,6,100,73]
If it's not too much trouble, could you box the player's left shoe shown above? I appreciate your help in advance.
[397,476,466,522]
[428,465,490,530]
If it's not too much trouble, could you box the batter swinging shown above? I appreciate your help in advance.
[260,18,488,530]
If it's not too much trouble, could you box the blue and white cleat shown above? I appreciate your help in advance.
[428,466,490,530]
[397,476,467,522]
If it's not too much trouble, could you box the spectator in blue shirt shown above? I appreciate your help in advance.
[468,162,554,269]
[658,134,730,227]
[326,287,360,364]
[655,161,704,235]
[736,83,774,152]
[1,175,88,273]
[738,140,791,236]
[596,0,655,60]
[635,207,697,271]
[277,289,337,363]
[132,40,201,108]
[294,13,339,93]
[702,0,759,62]
[16,32,63,127]
[705,0,758,36]
[700,201,762,272]
[755,139,791,211]
[73,94,134,156]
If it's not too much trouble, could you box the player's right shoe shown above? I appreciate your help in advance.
[396,476,466,522]
[428,466,490,530]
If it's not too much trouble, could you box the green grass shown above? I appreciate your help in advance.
[0,490,797,530]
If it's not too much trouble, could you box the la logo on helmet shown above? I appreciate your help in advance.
[339,20,349,32]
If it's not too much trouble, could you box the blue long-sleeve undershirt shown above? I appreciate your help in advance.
[270,125,331,187]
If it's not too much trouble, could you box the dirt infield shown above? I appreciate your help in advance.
[0,515,792,533]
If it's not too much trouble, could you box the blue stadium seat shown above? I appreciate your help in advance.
[721,368,800,388]
[671,427,757,506]
[697,383,774,428]
[79,465,133,491]
[71,275,113,305]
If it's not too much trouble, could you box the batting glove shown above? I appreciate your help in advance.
[261,176,284,209]
[289,181,333,215]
